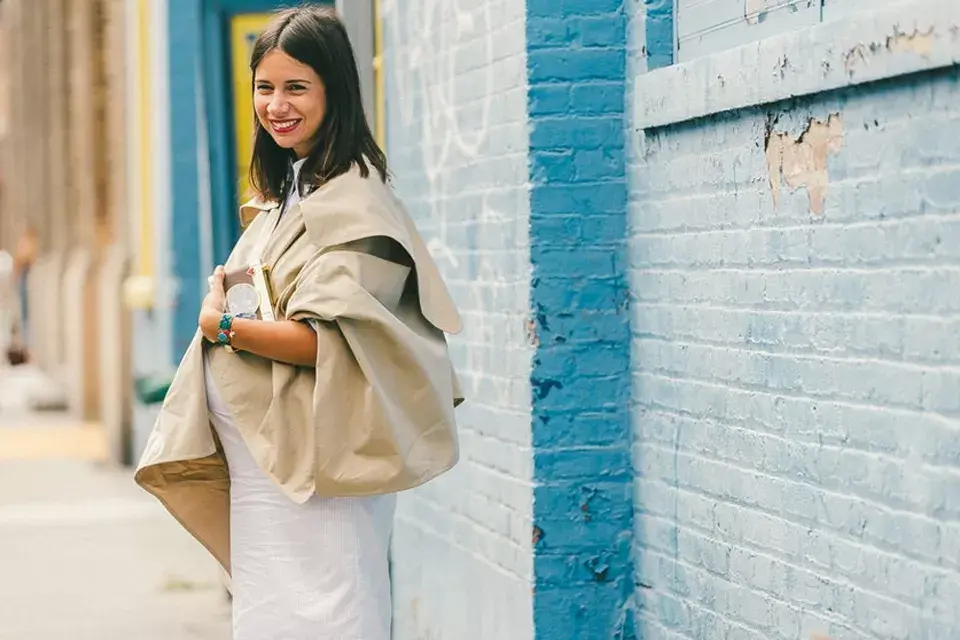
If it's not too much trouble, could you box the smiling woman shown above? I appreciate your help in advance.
[134,5,464,640]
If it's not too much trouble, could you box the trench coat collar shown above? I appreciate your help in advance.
[239,197,276,228]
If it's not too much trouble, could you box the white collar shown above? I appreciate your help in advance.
[289,158,309,201]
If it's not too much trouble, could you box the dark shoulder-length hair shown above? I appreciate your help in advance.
[248,5,387,201]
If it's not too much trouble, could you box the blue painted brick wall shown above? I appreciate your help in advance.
[527,1,634,639]
[628,5,960,637]
[168,0,204,362]
[636,0,674,71]
[382,2,535,639]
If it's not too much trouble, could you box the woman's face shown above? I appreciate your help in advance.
[253,49,327,159]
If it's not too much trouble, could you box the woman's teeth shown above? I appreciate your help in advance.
[272,120,299,133]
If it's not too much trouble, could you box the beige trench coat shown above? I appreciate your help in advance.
[134,166,463,572]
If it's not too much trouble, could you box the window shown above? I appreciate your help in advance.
[675,0,822,62]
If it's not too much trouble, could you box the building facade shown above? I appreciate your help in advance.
[0,0,131,457]
[2,0,957,638]
[627,1,960,639]
[386,0,960,638]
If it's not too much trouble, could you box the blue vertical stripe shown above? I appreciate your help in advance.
[527,1,635,638]
[168,0,204,361]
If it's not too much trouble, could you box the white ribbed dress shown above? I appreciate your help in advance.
[203,158,396,640]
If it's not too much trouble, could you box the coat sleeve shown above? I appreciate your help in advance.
[273,238,461,494]
[281,239,412,325]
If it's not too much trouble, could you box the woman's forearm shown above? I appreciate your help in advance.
[201,308,318,367]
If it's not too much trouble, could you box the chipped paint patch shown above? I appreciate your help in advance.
[532,524,544,545]
[525,316,539,348]
[745,0,767,25]
[765,113,844,216]
[845,26,936,73]
[635,0,960,129]
[888,26,936,56]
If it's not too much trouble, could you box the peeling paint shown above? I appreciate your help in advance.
[525,316,539,348]
[535,303,550,331]
[778,54,790,79]
[532,525,544,545]
[844,26,936,73]
[531,377,562,399]
[843,43,869,72]
[579,486,599,522]
[887,26,936,56]
[765,113,844,216]
[744,0,767,25]
[584,556,610,582]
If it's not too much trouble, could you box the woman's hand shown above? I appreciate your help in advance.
[196,264,319,365]
[199,266,227,342]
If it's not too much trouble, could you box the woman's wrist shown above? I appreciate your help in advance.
[200,306,225,341]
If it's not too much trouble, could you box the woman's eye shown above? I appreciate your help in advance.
[255,85,272,93]
[288,85,306,92]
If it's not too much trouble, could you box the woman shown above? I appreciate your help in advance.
[135,6,463,639]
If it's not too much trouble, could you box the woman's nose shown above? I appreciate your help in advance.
[267,95,289,116]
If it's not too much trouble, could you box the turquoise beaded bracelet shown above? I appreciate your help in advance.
[216,313,234,346]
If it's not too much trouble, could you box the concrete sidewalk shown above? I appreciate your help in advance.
[0,433,231,639]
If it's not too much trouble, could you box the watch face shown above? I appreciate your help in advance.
[226,282,260,316]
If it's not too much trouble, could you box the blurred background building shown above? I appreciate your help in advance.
[0,0,958,639]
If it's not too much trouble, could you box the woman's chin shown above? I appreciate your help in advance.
[271,136,300,150]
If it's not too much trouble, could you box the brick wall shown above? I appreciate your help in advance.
[381,1,535,638]
[628,4,960,638]
[382,1,959,638]
[526,1,634,638]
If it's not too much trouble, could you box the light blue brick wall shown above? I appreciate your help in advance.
[381,2,535,639]
[628,2,960,638]
[384,1,959,638]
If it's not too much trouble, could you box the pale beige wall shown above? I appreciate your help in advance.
[0,0,131,435]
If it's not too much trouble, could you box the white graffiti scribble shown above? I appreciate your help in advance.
[381,0,530,408]
[380,0,495,266]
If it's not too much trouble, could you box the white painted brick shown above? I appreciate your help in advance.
[383,2,533,638]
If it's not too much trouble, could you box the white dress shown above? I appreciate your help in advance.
[203,158,396,640]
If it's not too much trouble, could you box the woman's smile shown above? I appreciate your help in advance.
[269,118,302,135]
